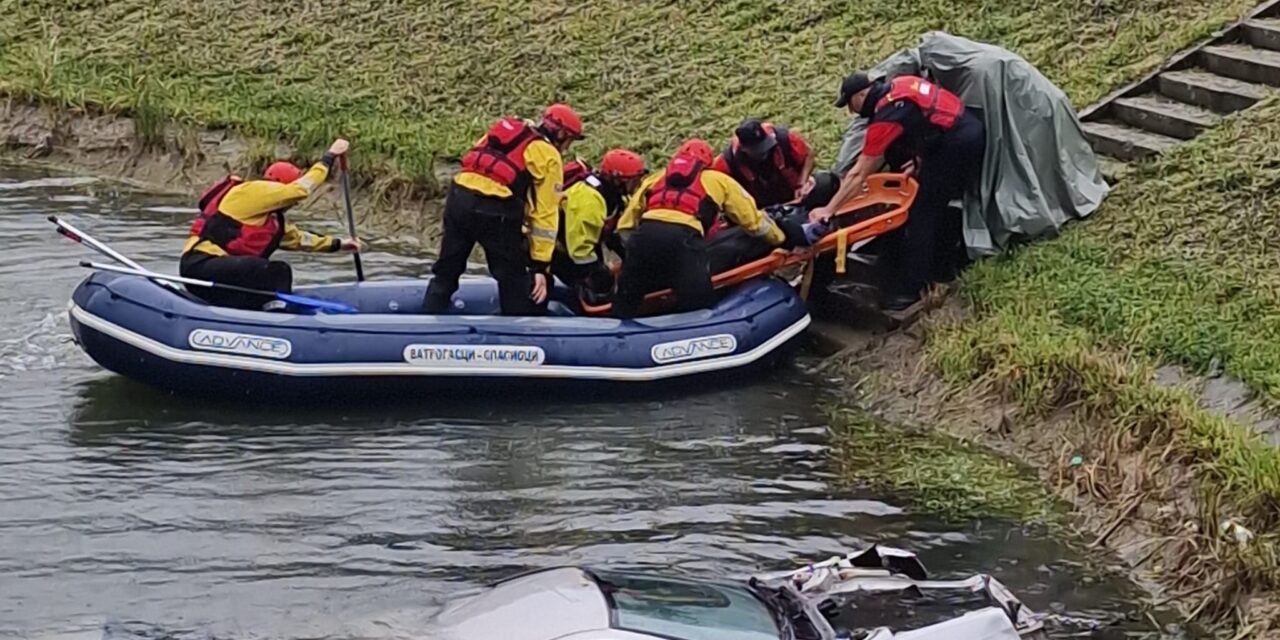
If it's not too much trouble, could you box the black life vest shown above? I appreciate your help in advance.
[188,176,286,258]
[875,76,964,130]
[459,117,540,201]
[645,155,720,233]
[721,124,803,207]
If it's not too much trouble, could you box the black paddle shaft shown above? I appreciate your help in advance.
[338,154,365,281]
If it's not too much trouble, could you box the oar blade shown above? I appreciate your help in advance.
[277,292,358,314]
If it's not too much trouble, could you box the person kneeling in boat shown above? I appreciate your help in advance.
[553,149,649,306]
[712,118,815,209]
[180,138,364,311]
[810,72,985,312]
[611,139,793,319]
[423,104,584,316]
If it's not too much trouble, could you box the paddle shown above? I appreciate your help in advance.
[79,261,359,314]
[337,154,365,281]
[49,215,183,292]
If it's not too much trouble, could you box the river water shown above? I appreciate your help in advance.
[0,165,1160,639]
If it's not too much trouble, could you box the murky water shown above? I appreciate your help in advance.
[0,165,1159,639]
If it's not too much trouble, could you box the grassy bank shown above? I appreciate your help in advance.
[829,407,1057,523]
[924,99,1280,630]
[0,0,1257,191]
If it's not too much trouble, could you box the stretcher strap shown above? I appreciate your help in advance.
[835,231,848,275]
[798,258,816,301]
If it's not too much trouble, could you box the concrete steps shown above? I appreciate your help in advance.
[1080,0,1280,170]
[1200,43,1280,86]
[1243,17,1280,50]
[1083,121,1181,161]
[1157,69,1268,113]
[1112,94,1221,139]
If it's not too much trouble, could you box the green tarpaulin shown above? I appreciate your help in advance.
[834,32,1109,258]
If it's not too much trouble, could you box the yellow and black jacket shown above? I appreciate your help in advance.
[616,168,784,246]
[183,160,340,259]
[455,126,564,270]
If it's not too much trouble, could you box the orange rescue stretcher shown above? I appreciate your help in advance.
[581,173,918,317]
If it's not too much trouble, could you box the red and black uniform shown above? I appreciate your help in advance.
[712,124,811,208]
[863,76,985,300]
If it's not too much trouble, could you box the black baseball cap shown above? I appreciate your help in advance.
[834,71,873,108]
[734,118,777,157]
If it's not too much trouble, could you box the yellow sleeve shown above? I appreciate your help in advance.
[704,170,785,246]
[522,139,563,266]
[563,181,608,264]
[616,173,662,233]
[217,161,331,222]
[279,222,340,252]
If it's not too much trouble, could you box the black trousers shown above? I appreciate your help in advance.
[883,110,985,297]
[423,184,543,316]
[551,252,615,305]
[613,221,712,319]
[179,252,291,310]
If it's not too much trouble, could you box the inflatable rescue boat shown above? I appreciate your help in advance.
[65,174,916,402]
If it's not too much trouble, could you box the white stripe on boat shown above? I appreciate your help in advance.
[70,304,810,381]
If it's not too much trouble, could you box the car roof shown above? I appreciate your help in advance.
[432,567,612,640]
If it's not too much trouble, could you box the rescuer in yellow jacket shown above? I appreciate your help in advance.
[179,138,364,310]
[423,104,583,316]
[553,149,648,304]
[612,139,787,319]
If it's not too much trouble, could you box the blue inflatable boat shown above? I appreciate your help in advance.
[67,272,811,401]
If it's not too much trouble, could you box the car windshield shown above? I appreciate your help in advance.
[590,569,782,640]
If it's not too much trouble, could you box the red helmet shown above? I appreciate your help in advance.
[541,103,584,140]
[264,161,303,184]
[675,139,714,165]
[562,158,592,187]
[599,149,646,180]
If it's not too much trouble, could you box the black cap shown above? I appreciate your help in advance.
[834,71,872,108]
[734,118,777,158]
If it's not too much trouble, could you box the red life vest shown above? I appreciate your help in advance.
[188,176,286,258]
[876,76,964,130]
[460,117,540,200]
[645,155,720,233]
[722,124,803,207]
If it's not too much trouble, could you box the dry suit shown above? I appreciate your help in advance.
[423,118,563,316]
[179,156,342,309]
[612,158,786,318]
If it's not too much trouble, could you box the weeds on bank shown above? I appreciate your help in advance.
[926,99,1280,628]
[0,0,1256,191]
[828,407,1057,523]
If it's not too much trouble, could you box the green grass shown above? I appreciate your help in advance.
[925,99,1280,618]
[829,407,1057,522]
[0,0,1257,191]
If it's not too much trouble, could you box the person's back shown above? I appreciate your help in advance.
[612,140,789,319]
[179,138,362,310]
[423,105,583,316]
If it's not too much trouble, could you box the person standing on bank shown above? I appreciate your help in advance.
[712,118,816,208]
[810,72,985,311]
[423,104,584,315]
[181,138,365,310]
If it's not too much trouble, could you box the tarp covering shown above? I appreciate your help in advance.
[834,32,1109,258]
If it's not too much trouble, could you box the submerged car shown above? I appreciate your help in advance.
[431,545,1044,640]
